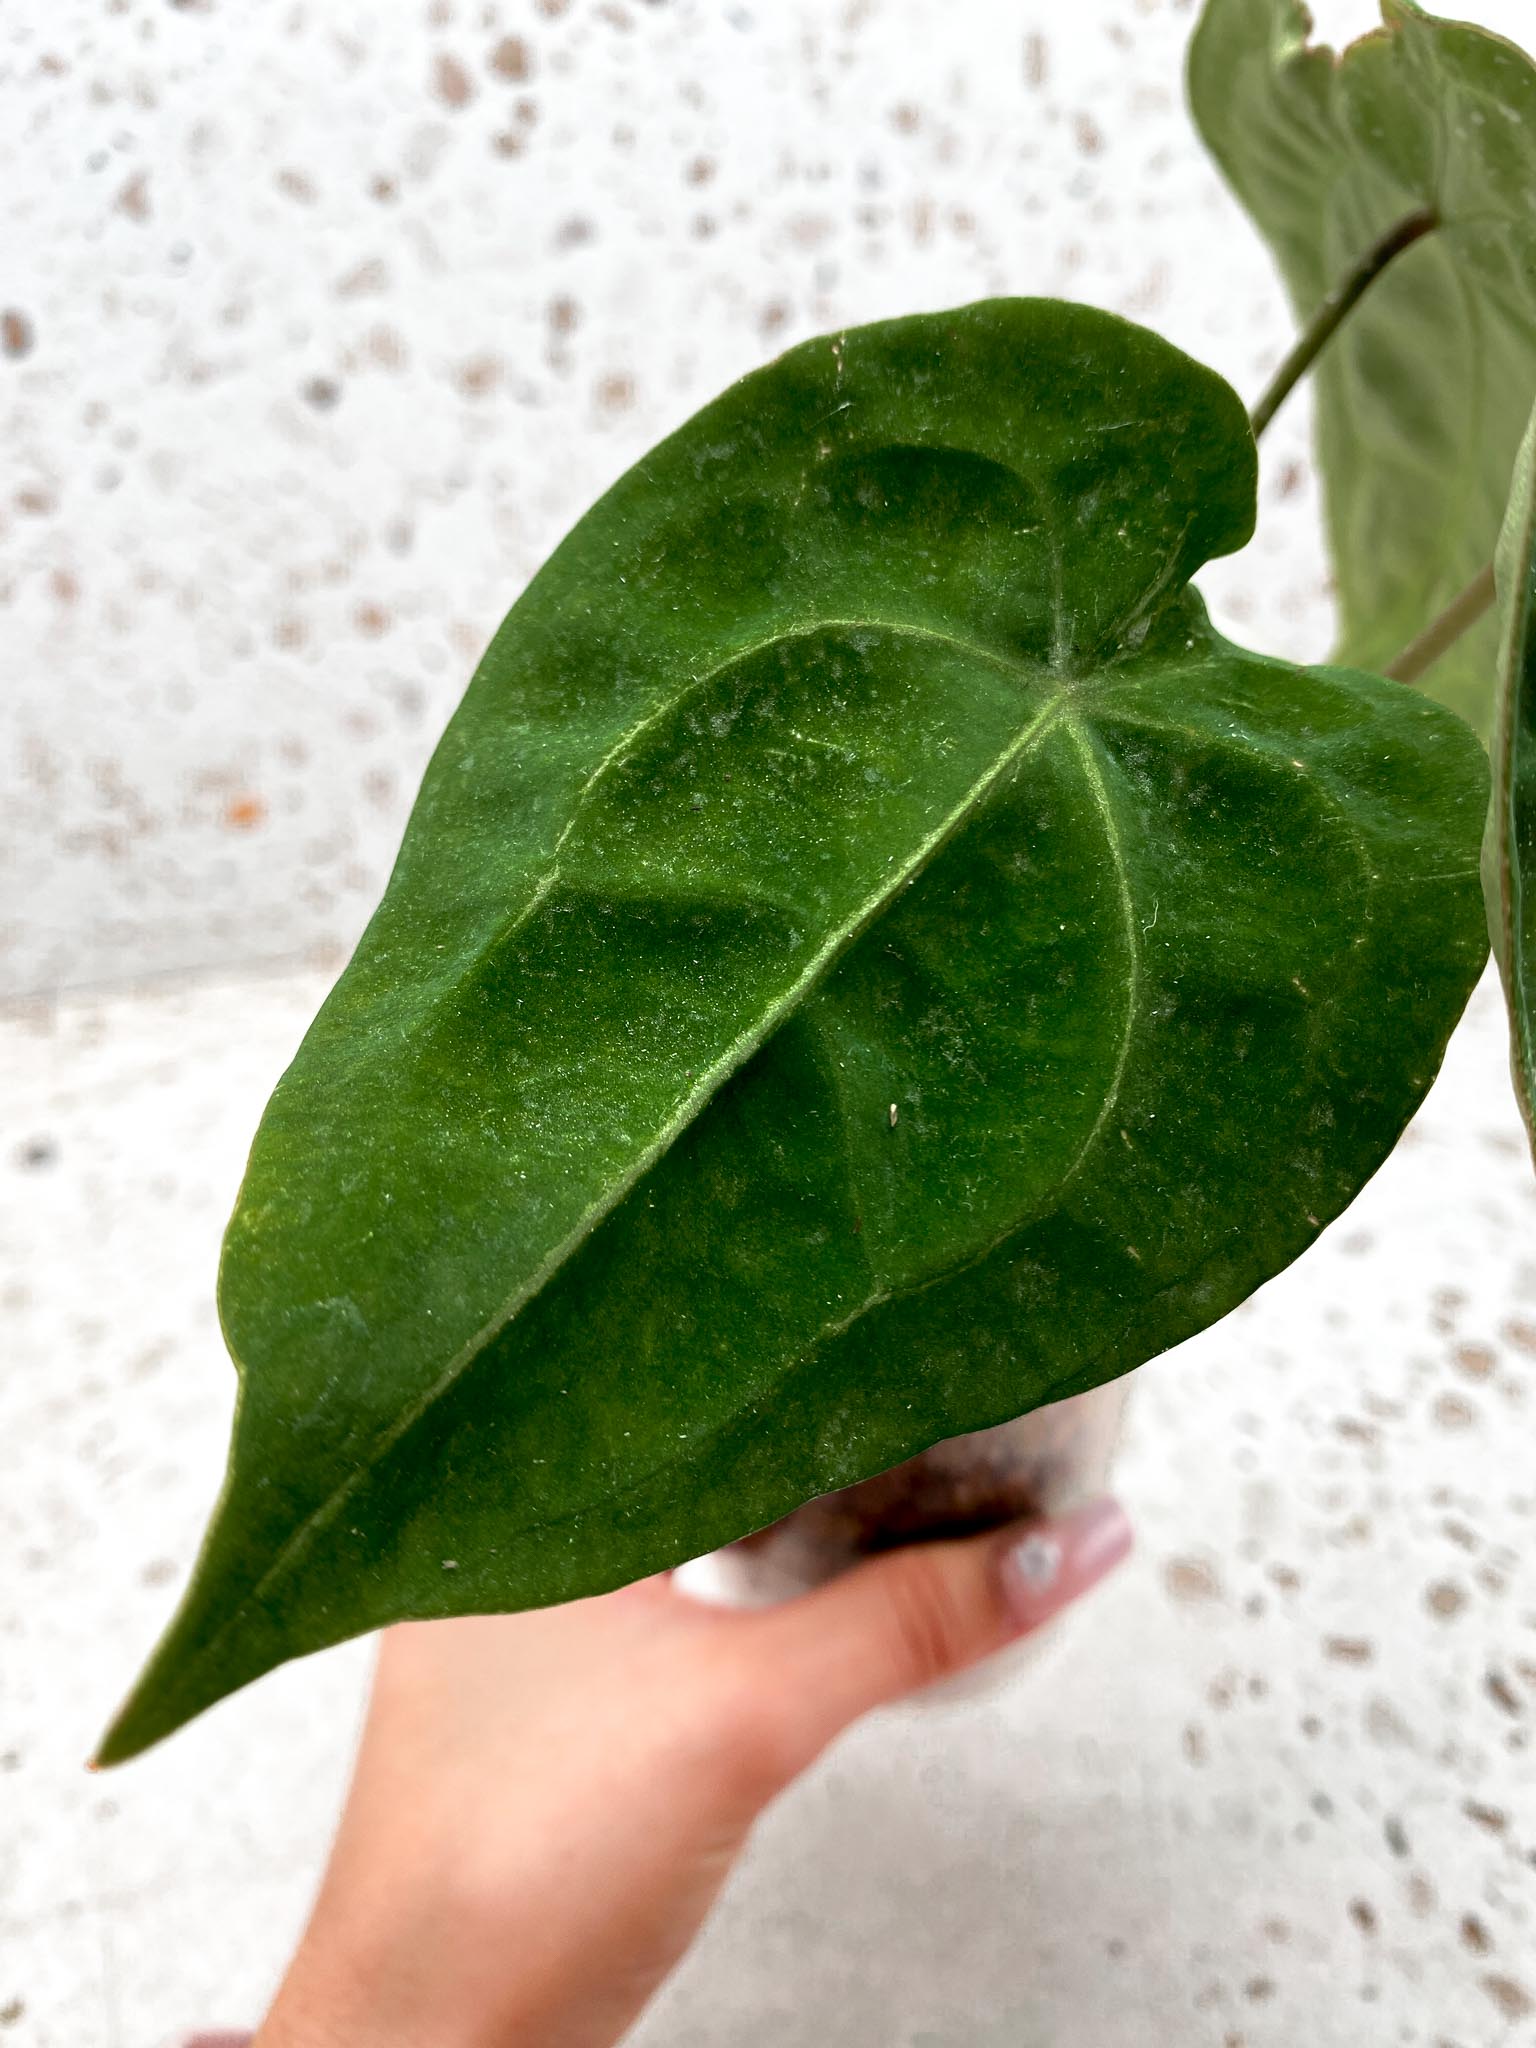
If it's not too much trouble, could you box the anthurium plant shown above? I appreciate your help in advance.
[98,0,1536,1763]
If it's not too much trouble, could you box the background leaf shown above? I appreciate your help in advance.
[1188,0,1536,734]
[1485,400,1536,1153]
[99,299,1489,1762]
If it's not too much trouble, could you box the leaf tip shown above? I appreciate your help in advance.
[91,1682,171,1770]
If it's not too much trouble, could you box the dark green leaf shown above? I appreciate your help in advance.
[1188,0,1536,734]
[99,299,1489,1762]
[1485,400,1536,1154]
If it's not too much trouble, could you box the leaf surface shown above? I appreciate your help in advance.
[1485,400,1536,1154]
[1189,0,1536,733]
[100,300,1489,1761]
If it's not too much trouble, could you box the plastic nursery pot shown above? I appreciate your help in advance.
[680,1376,1131,1696]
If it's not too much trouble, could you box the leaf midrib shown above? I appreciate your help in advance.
[211,620,1090,1658]
[305,709,1151,1565]
[365,693,1405,1567]
[220,648,1394,1649]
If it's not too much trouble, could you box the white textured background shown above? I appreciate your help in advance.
[4,0,1536,2043]
[0,0,1364,1000]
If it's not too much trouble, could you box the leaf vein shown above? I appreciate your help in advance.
[210,648,1086,1653]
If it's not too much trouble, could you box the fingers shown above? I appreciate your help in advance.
[736,1497,1133,1780]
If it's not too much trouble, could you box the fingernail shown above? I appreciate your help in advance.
[999,1496,1133,1630]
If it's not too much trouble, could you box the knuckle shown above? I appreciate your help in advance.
[876,1546,976,1694]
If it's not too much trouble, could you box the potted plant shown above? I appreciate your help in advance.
[95,0,1536,1765]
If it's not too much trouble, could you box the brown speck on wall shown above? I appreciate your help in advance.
[489,34,532,80]
[1483,1975,1534,2023]
[366,325,407,370]
[1460,1913,1493,1955]
[337,256,390,299]
[1432,1391,1477,1430]
[433,52,475,108]
[1462,1799,1509,1835]
[1485,1668,1523,1716]
[1024,31,1048,88]
[115,170,151,221]
[457,355,503,398]
[1364,1696,1413,1747]
[1162,1555,1222,1603]
[1,310,34,359]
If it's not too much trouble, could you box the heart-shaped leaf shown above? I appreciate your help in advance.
[1189,0,1536,734]
[1486,399,1536,1154]
[99,299,1489,1762]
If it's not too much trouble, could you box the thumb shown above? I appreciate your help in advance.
[739,1496,1132,1773]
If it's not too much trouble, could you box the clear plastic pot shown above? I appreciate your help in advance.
[679,1376,1131,1625]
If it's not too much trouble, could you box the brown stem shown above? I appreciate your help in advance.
[1384,563,1498,685]
[1249,207,1439,442]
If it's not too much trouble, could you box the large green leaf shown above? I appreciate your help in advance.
[99,299,1489,1762]
[1188,0,1536,734]
[1485,399,1536,1153]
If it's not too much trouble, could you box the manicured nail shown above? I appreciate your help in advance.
[999,1496,1133,1630]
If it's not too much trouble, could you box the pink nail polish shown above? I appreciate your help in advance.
[1000,1496,1132,1628]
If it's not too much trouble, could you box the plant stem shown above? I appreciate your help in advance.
[1249,208,1439,442]
[1384,563,1498,685]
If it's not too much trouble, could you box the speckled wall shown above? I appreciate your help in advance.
[0,0,1528,999]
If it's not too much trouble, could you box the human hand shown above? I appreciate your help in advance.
[253,1497,1131,2048]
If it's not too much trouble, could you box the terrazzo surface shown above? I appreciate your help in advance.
[3,967,1535,2045]
[0,0,1441,997]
